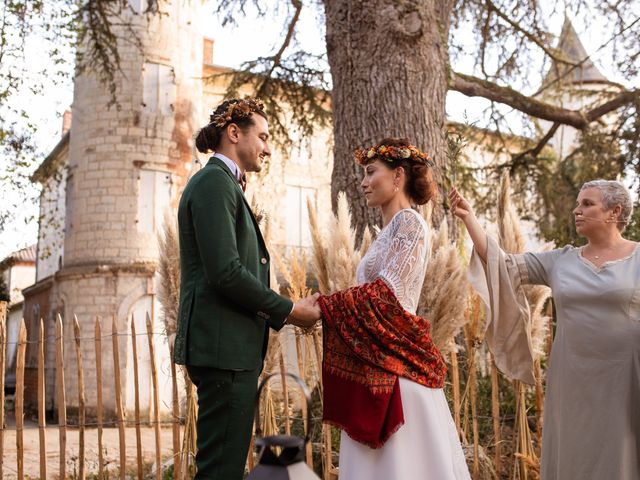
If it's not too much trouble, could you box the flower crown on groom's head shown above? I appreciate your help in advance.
[210,97,265,129]
[354,143,434,167]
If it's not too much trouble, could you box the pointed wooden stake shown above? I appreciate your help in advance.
[38,318,47,480]
[146,313,162,479]
[94,317,105,479]
[73,316,86,480]
[55,314,67,480]
[16,319,27,479]
[112,315,126,480]
[131,316,143,480]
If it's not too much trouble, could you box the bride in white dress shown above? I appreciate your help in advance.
[318,138,469,480]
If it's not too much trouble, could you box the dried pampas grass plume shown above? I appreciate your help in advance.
[157,212,180,344]
[251,195,267,227]
[308,192,362,294]
[359,226,373,258]
[497,171,551,360]
[307,196,330,294]
[528,275,551,360]
[497,171,525,255]
[417,216,470,354]
[272,248,311,303]
[327,193,360,292]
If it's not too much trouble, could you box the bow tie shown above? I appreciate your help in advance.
[239,173,247,192]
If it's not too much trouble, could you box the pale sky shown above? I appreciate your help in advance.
[0,2,636,259]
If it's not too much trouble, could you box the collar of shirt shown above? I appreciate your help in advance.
[213,153,243,182]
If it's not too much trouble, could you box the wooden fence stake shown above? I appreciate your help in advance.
[247,432,256,471]
[312,329,333,478]
[534,360,544,457]
[94,317,105,479]
[112,315,126,480]
[491,356,502,476]
[131,317,143,479]
[73,316,86,480]
[0,303,6,480]
[146,313,162,479]
[450,350,462,439]
[466,309,481,479]
[170,346,181,480]
[278,351,291,435]
[294,331,313,468]
[183,375,197,480]
[38,318,47,480]
[16,319,27,480]
[56,314,67,480]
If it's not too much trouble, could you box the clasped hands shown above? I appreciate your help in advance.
[288,293,322,328]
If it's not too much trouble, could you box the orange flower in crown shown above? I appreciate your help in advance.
[354,143,433,166]
[211,97,265,128]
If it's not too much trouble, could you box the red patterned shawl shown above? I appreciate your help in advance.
[318,278,446,449]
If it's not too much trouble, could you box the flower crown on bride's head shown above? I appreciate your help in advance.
[210,97,265,128]
[354,143,434,167]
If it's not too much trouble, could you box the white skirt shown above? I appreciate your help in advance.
[338,378,470,480]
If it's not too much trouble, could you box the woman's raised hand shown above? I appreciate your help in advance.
[449,186,488,260]
[449,187,473,219]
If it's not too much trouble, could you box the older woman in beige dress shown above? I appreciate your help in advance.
[449,179,640,480]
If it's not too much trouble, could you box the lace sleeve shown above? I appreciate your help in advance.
[377,210,429,311]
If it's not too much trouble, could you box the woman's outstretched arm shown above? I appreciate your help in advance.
[449,187,488,262]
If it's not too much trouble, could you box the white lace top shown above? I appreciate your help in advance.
[356,209,429,314]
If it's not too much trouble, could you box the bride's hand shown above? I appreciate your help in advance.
[449,187,473,219]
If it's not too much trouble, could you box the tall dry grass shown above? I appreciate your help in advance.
[325,193,362,292]
[264,213,325,469]
[497,172,551,359]
[156,214,196,479]
[417,216,470,355]
[497,171,551,479]
[157,214,180,345]
[307,196,330,294]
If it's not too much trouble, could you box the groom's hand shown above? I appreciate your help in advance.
[288,293,321,328]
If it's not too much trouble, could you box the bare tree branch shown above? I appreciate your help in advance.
[586,89,640,122]
[485,0,577,67]
[256,0,302,98]
[451,71,640,129]
[510,122,560,168]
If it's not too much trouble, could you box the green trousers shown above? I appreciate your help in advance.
[186,365,260,480]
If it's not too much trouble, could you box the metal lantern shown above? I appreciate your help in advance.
[246,372,321,480]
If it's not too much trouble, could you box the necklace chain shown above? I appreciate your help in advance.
[585,241,627,260]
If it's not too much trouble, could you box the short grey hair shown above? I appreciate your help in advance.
[580,179,633,231]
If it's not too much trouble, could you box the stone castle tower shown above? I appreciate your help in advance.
[537,17,622,159]
[54,0,203,416]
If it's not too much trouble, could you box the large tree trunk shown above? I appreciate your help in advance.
[323,0,454,237]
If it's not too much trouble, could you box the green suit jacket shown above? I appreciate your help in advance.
[173,157,293,369]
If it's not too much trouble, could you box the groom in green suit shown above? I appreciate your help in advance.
[174,98,320,480]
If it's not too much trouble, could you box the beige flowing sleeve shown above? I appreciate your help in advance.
[468,236,536,385]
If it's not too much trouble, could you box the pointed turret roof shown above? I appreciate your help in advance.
[543,16,609,87]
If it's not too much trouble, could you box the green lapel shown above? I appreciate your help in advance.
[208,156,268,258]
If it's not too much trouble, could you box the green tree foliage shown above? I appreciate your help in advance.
[2,0,639,242]
[0,0,157,247]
